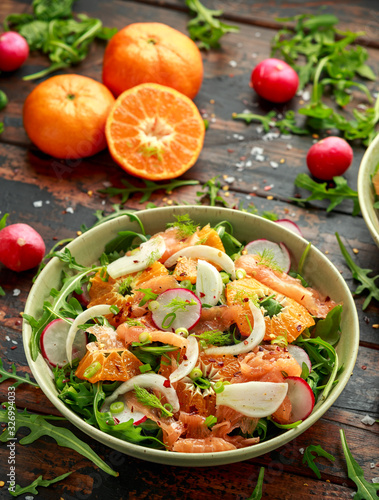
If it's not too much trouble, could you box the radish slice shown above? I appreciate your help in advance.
[164,245,236,279]
[287,345,312,373]
[244,239,291,273]
[66,304,112,365]
[195,260,223,306]
[103,373,180,413]
[275,219,303,237]
[101,398,146,425]
[40,318,87,368]
[73,283,91,307]
[107,236,165,279]
[204,301,265,355]
[216,381,288,418]
[151,288,202,332]
[170,335,199,384]
[285,376,315,423]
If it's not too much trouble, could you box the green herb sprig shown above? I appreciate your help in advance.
[197,176,229,206]
[9,472,72,497]
[336,233,379,309]
[302,444,335,479]
[192,330,232,346]
[186,0,239,49]
[134,385,173,417]
[246,467,265,500]
[167,214,198,239]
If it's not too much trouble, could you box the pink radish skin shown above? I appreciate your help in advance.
[0,223,45,272]
[73,284,91,307]
[306,136,353,181]
[251,58,299,103]
[152,288,202,332]
[0,32,29,72]
[285,376,315,423]
[287,345,312,373]
[244,239,291,273]
[40,318,87,367]
[275,219,303,238]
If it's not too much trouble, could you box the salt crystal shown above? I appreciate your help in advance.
[256,126,263,134]
[255,32,261,37]
[66,207,74,214]
[235,162,244,168]
[286,144,293,150]
[372,477,379,484]
[45,200,50,204]
[102,181,112,188]
[251,147,264,156]
[233,133,240,139]
[370,463,376,469]
[12,340,18,345]
[251,53,257,58]
[357,104,367,110]
[373,92,378,99]
[252,186,258,191]
[299,448,304,455]
[256,154,265,162]
[5,336,10,341]
[203,112,208,118]
[277,113,283,119]
[270,161,279,169]
[225,176,235,184]
[281,134,293,140]
[101,200,106,205]
[211,117,216,123]
[13,289,20,297]
[25,496,34,500]
[262,132,280,141]
[302,90,311,101]
[238,135,245,141]
[245,160,252,167]
[361,415,376,426]
[33,200,43,208]
[242,109,251,114]
[246,195,251,200]
[229,60,237,68]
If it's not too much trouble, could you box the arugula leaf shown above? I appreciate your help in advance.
[104,230,147,254]
[33,0,75,21]
[0,359,39,388]
[0,90,8,112]
[10,472,72,497]
[186,0,239,49]
[0,213,9,230]
[302,444,335,479]
[0,286,5,296]
[197,176,229,206]
[294,174,360,215]
[336,233,379,309]
[99,179,199,204]
[0,406,118,476]
[312,305,342,346]
[246,467,265,500]
[340,429,379,499]
[259,295,284,318]
[233,110,308,135]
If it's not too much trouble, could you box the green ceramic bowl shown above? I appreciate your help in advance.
[358,133,379,247]
[23,206,359,467]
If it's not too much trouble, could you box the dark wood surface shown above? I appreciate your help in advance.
[0,0,378,498]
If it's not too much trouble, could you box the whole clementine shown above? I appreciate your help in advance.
[23,74,115,159]
[102,22,203,99]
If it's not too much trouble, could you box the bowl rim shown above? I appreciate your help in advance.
[357,133,379,247]
[22,206,360,467]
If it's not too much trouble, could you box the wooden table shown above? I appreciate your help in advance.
[0,1,378,498]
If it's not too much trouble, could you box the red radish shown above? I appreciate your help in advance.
[0,223,45,272]
[284,376,315,423]
[287,345,312,373]
[275,219,303,238]
[244,239,291,273]
[40,318,87,367]
[250,58,299,103]
[0,32,29,72]
[306,136,353,180]
[151,288,202,332]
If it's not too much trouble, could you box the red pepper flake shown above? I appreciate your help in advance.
[200,292,205,298]
[133,260,139,263]
[113,417,120,424]
[296,325,302,332]
[163,379,171,388]
[227,148,235,153]
[244,340,248,345]
[180,272,186,276]
[10,346,17,350]
[361,365,367,370]
[14,319,21,326]
[264,185,272,192]
[240,156,246,161]
[52,236,58,240]
[233,371,242,377]
[183,354,188,360]
[243,297,249,302]
[301,295,305,301]
[229,73,234,78]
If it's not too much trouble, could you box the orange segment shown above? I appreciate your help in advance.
[173,257,198,284]
[226,278,315,343]
[196,224,225,252]
[105,83,205,180]
[75,349,142,382]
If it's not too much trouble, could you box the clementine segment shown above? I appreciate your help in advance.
[102,22,203,99]
[23,75,115,159]
[105,83,205,180]
[75,349,142,383]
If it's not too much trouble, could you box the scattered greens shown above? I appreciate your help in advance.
[4,0,117,80]
[186,0,239,49]
[340,429,379,500]
[336,233,379,309]
[293,174,360,215]
[0,213,8,230]
[98,179,200,204]
[0,286,5,296]
[197,176,229,206]
[246,467,265,500]
[233,110,308,135]
[9,472,72,497]
[302,444,335,479]
[33,238,73,283]
[0,406,118,476]
[0,359,39,388]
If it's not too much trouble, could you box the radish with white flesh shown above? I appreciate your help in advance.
[40,318,87,367]
[195,260,223,306]
[244,239,291,273]
[164,245,236,279]
[170,335,199,384]
[66,304,112,365]
[216,381,288,418]
[152,288,202,331]
[204,301,265,355]
[103,373,180,413]
[275,219,303,238]
[101,397,146,425]
[287,345,312,373]
[107,236,165,279]
[284,376,315,423]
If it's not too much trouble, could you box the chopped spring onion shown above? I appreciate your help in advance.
[109,401,125,414]
[83,361,102,379]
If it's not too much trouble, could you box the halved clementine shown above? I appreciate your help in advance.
[105,83,205,180]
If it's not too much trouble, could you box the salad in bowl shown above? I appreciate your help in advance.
[23,206,359,466]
